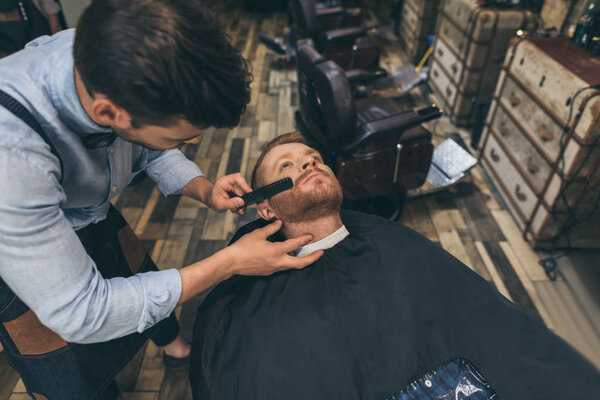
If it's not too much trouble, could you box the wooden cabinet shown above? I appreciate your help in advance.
[428,0,538,126]
[480,37,600,248]
[397,0,440,65]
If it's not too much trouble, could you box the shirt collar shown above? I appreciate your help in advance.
[295,225,349,257]
[48,44,113,137]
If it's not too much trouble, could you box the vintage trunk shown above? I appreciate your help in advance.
[428,0,538,126]
[397,0,440,65]
[480,36,600,249]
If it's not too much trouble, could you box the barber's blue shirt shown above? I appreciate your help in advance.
[0,30,203,343]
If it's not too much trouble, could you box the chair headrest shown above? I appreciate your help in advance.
[297,46,356,144]
[297,43,326,71]
[292,0,321,39]
[313,61,356,140]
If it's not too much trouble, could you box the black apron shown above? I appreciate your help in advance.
[0,0,51,58]
[0,90,177,400]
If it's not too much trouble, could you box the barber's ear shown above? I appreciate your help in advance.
[257,200,278,221]
[89,95,131,129]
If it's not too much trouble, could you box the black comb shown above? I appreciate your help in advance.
[241,177,293,206]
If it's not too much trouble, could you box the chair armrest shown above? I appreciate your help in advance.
[322,27,367,43]
[343,8,362,19]
[340,106,441,153]
[316,6,362,19]
[345,68,387,85]
[316,6,346,18]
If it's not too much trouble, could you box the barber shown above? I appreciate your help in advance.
[0,0,321,399]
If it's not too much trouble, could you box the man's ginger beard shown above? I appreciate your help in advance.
[267,167,343,223]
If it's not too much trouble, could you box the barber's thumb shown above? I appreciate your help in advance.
[230,197,245,209]
[286,234,313,250]
[257,219,282,236]
[298,234,314,245]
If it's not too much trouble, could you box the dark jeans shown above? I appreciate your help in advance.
[386,358,498,400]
[0,206,179,400]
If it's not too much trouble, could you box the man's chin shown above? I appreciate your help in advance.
[270,181,343,223]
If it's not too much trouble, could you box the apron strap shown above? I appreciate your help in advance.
[0,88,63,182]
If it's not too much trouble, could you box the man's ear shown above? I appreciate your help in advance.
[257,200,278,221]
[89,95,131,129]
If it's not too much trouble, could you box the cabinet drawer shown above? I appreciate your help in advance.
[402,2,436,36]
[543,172,588,212]
[499,75,600,179]
[489,105,552,194]
[441,0,495,41]
[433,38,483,94]
[432,38,462,84]
[437,16,490,70]
[508,39,600,142]
[482,134,538,221]
[406,0,439,19]
[498,75,562,161]
[429,60,458,106]
[401,2,418,33]
[429,60,476,120]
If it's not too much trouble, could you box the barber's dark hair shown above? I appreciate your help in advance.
[251,131,309,188]
[73,0,252,128]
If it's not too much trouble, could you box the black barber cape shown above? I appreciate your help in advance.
[190,210,600,400]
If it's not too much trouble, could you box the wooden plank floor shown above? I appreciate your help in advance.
[2,2,599,398]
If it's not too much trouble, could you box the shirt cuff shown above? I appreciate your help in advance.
[136,268,182,333]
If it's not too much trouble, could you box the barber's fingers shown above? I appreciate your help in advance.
[252,219,283,239]
[214,195,245,210]
[283,249,324,270]
[278,233,314,254]
[223,173,252,195]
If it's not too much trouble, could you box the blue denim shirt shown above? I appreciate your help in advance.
[0,30,203,343]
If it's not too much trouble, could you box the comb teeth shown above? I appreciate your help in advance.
[241,177,294,206]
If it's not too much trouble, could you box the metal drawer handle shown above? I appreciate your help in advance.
[490,148,500,162]
[433,70,439,78]
[437,48,444,57]
[539,127,554,142]
[499,123,510,137]
[508,95,521,107]
[515,184,527,202]
[527,160,540,174]
[451,64,458,74]
[443,27,449,35]
[446,87,453,98]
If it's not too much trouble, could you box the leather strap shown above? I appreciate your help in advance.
[0,89,63,182]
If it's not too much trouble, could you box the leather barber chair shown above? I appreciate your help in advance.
[296,40,387,97]
[295,45,441,217]
[289,0,380,71]
[292,0,363,34]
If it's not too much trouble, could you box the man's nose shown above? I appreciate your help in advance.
[301,158,317,170]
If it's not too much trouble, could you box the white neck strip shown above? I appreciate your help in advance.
[295,225,349,257]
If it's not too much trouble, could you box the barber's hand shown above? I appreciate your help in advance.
[206,173,252,215]
[226,220,324,276]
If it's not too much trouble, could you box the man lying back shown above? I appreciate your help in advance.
[190,132,600,400]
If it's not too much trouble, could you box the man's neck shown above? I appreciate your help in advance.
[281,213,343,244]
